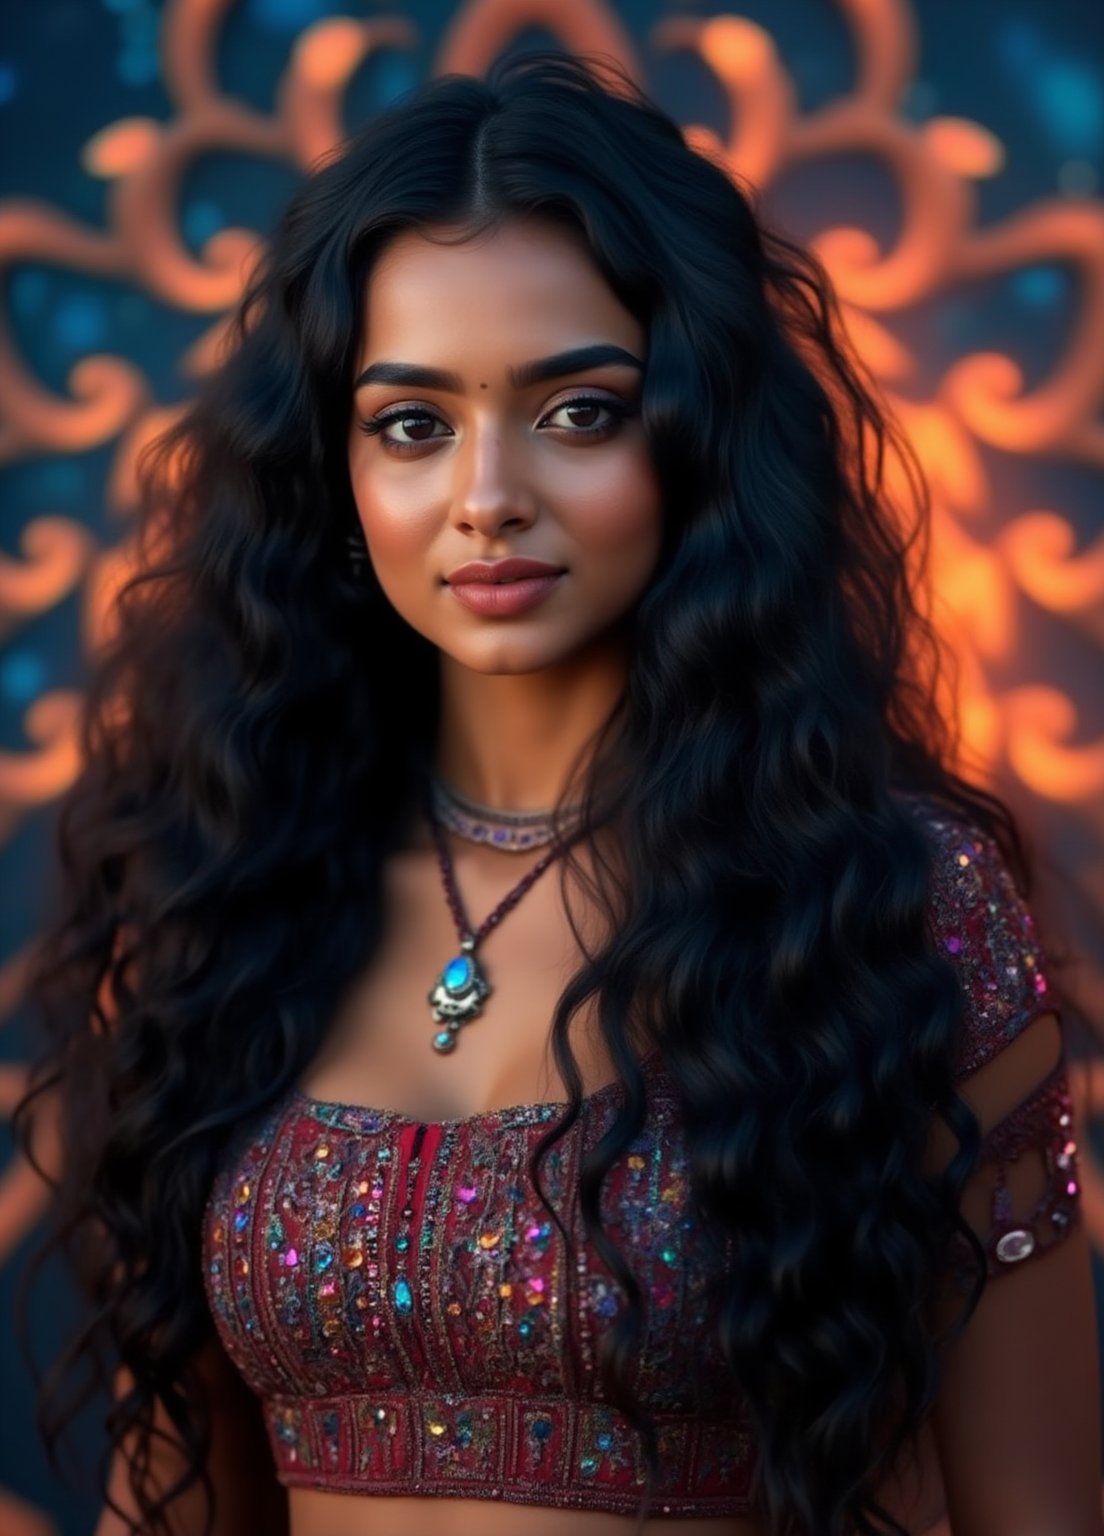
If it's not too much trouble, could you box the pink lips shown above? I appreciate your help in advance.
[445,557,566,618]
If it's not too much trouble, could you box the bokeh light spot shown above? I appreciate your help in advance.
[1009,265,1068,308]
[53,293,109,352]
[183,199,225,248]
[1031,59,1104,156]
[0,651,49,705]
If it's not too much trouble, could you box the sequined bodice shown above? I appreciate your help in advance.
[203,1057,755,1515]
[201,802,1082,1520]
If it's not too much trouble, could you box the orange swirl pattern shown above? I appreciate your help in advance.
[1,2,1101,1529]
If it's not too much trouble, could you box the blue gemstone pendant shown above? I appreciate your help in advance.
[427,936,491,1052]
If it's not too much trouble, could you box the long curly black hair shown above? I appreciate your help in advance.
[14,47,1033,1536]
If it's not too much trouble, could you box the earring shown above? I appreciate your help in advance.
[345,527,368,578]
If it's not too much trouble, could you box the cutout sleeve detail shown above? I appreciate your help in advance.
[967,1056,1081,1277]
[915,802,1083,1285]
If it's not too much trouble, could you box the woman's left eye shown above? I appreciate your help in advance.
[538,395,626,436]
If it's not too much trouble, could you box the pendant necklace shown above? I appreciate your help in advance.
[423,777,587,1054]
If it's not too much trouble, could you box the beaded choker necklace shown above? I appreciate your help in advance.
[430,775,584,852]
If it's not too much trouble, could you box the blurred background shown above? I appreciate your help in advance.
[1,0,1102,1530]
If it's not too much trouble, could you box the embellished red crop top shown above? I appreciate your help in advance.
[201,802,1082,1520]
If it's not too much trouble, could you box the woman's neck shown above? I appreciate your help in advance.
[432,637,629,812]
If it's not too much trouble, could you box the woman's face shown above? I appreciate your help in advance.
[346,217,664,676]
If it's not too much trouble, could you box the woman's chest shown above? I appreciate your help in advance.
[203,1088,736,1422]
[301,843,618,1122]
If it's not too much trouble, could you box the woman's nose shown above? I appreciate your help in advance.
[449,426,537,538]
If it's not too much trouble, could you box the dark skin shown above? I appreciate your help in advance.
[96,217,1103,1534]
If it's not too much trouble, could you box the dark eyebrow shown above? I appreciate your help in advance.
[352,343,643,393]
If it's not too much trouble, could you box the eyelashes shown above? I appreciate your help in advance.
[356,394,634,456]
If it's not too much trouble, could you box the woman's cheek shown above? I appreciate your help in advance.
[552,442,661,543]
[566,484,663,562]
[356,487,439,566]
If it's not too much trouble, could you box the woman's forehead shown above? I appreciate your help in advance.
[365,217,603,299]
[354,220,644,373]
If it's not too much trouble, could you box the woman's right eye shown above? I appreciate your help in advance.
[357,408,450,454]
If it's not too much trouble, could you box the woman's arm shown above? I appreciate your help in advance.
[929,1012,1104,1534]
[94,1332,288,1536]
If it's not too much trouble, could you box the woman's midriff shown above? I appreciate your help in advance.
[288,1490,764,1534]
[288,1487,950,1535]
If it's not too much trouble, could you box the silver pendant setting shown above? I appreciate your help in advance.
[427,936,492,1053]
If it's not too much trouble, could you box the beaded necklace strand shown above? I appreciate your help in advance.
[422,776,588,1054]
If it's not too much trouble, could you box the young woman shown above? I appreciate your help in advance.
[15,48,1101,1536]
